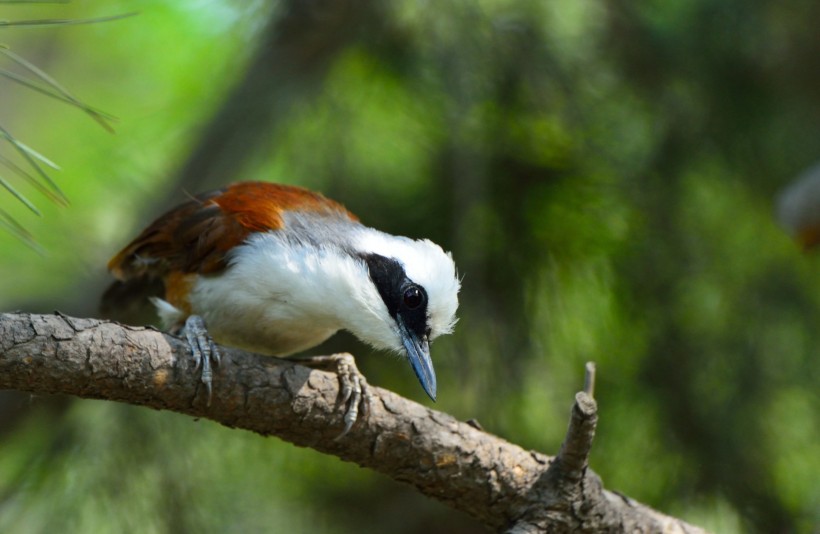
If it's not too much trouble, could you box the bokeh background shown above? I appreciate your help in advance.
[1,1,819,532]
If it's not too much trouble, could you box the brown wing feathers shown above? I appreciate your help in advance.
[106,187,242,280]
[107,181,357,281]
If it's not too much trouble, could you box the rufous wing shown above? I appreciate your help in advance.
[107,181,358,281]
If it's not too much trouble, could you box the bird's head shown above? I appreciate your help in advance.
[345,230,460,401]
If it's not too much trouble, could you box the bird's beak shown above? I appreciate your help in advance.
[397,317,437,401]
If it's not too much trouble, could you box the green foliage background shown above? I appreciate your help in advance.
[1,1,818,532]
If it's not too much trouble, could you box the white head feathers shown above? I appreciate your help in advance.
[353,229,460,341]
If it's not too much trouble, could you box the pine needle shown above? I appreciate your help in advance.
[0,206,44,254]
[0,172,41,215]
[0,153,66,205]
[0,47,117,132]
[0,5,137,244]
[0,125,67,205]
[0,13,136,28]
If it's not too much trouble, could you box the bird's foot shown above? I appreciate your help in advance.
[296,353,371,438]
[179,314,221,405]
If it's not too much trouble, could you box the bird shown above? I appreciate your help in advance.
[777,161,820,250]
[104,181,460,433]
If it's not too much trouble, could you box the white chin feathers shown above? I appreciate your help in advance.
[353,229,460,340]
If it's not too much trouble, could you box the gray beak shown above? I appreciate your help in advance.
[397,317,437,401]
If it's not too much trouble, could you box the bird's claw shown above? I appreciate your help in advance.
[298,353,370,438]
[182,315,220,405]
[334,354,371,439]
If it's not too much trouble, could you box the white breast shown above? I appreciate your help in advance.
[184,231,369,356]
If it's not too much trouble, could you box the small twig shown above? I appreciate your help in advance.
[551,362,599,484]
[584,361,596,398]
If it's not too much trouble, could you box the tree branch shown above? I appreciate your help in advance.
[0,312,705,533]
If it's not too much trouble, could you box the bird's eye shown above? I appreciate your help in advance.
[403,286,423,309]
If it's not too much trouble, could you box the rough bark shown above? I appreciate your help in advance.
[0,312,707,533]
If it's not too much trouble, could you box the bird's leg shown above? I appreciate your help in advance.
[294,353,371,438]
[178,314,221,405]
